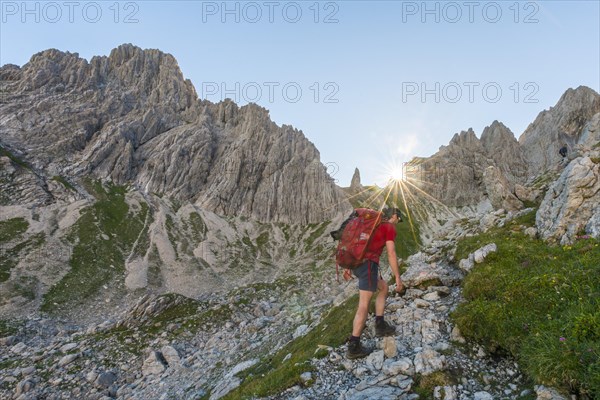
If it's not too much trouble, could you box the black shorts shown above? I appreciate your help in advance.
[353,260,380,292]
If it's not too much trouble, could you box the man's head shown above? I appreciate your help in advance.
[383,207,402,222]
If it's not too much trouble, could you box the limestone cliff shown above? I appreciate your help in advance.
[519,86,600,177]
[0,44,350,224]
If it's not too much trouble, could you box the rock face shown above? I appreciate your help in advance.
[482,166,523,211]
[480,121,528,184]
[519,86,600,178]
[407,122,526,209]
[536,156,600,244]
[404,87,600,235]
[0,44,350,224]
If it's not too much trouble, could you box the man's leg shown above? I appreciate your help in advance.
[352,289,373,337]
[375,278,396,337]
[347,289,374,359]
[375,278,388,316]
[348,261,378,359]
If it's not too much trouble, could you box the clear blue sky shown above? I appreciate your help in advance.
[1,1,599,186]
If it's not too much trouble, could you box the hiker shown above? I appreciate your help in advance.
[346,207,405,359]
[559,144,568,158]
[559,144,569,167]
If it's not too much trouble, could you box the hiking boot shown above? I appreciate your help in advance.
[347,340,372,359]
[375,320,396,337]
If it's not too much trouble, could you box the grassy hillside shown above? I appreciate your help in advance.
[451,210,600,398]
[41,179,149,313]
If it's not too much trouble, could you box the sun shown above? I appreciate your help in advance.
[390,167,404,182]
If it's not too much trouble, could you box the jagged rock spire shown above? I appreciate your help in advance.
[350,168,362,190]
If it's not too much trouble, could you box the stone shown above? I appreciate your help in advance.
[434,385,458,400]
[476,347,487,358]
[142,351,167,376]
[60,343,78,353]
[423,292,440,302]
[515,184,541,203]
[293,324,309,339]
[345,385,404,400]
[414,299,431,308]
[479,214,498,232]
[534,385,568,400]
[86,371,99,383]
[0,336,16,346]
[160,345,181,367]
[431,286,451,296]
[444,385,458,400]
[473,391,494,400]
[20,366,35,376]
[299,372,312,384]
[15,379,35,396]
[382,337,397,358]
[58,353,79,367]
[524,227,538,238]
[227,359,258,377]
[473,243,497,264]
[382,358,414,377]
[458,256,475,273]
[94,371,117,388]
[10,342,27,354]
[365,350,385,371]
[414,347,446,375]
[400,253,444,288]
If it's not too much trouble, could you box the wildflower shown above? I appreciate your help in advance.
[559,337,566,342]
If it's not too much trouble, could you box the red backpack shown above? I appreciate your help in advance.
[335,208,383,270]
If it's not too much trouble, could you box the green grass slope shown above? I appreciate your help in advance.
[451,210,600,398]
[41,180,149,313]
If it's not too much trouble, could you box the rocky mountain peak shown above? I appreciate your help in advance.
[518,86,600,177]
[480,120,512,146]
[0,44,350,224]
[480,121,528,184]
[449,128,479,147]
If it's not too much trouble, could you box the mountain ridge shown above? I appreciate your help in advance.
[0,43,350,224]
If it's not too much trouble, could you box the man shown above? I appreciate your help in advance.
[346,207,406,359]
[559,145,568,158]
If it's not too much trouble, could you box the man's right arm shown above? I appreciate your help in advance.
[385,240,404,292]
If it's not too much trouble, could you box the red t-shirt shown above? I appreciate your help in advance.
[364,222,396,264]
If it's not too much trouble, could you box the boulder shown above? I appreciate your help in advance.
[141,351,167,376]
[536,156,600,244]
